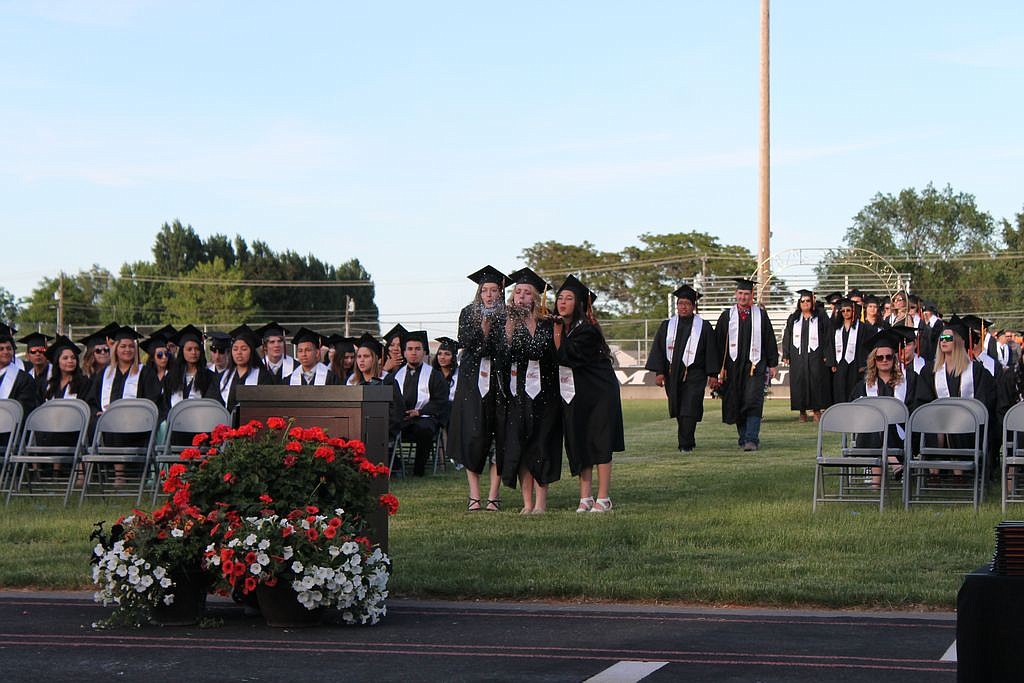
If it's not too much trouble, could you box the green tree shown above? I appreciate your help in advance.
[820,184,999,313]
[0,287,20,323]
[152,219,204,274]
[162,258,256,325]
[100,261,169,325]
[20,266,113,330]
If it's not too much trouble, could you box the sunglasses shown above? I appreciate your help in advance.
[28,348,46,354]
[94,347,110,354]
[938,334,954,342]
[799,298,812,303]
[874,353,895,361]
[154,351,168,359]
[210,348,226,354]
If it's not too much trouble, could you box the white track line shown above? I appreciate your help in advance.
[584,660,670,683]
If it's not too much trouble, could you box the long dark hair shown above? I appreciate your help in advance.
[45,352,88,400]
[166,341,211,396]
[561,293,611,359]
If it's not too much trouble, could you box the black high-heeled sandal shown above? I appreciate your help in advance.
[485,499,501,512]
[467,497,482,512]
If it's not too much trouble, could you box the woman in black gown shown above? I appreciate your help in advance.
[502,267,562,514]
[553,275,624,513]
[781,290,832,422]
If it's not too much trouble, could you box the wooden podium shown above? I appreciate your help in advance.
[236,385,392,551]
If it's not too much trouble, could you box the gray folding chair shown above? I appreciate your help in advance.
[1001,402,1024,512]
[812,402,889,511]
[149,398,229,502]
[904,402,982,510]
[0,399,25,493]
[932,397,990,500]
[853,395,909,460]
[4,399,91,505]
[389,428,445,479]
[78,398,159,504]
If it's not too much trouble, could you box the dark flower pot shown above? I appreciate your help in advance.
[150,569,208,626]
[256,581,324,628]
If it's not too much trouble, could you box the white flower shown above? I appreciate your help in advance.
[171,528,184,538]
[153,566,167,580]
[340,541,359,556]
[163,594,175,605]
[291,560,304,574]
[93,544,105,557]
[244,533,258,546]
[139,575,154,588]
[159,577,172,589]
[256,552,270,565]
[334,507,344,516]
[258,539,270,550]
[250,563,263,575]
[282,546,293,560]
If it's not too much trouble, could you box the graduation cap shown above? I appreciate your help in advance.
[941,315,969,345]
[733,277,756,292]
[206,331,231,351]
[865,329,904,352]
[290,327,323,348]
[824,292,843,305]
[0,323,16,344]
[75,330,108,349]
[863,295,882,307]
[18,332,54,349]
[467,265,509,288]
[95,322,121,341]
[228,324,260,349]
[673,284,702,303]
[836,298,855,310]
[890,324,919,345]
[324,334,356,352]
[171,324,205,348]
[355,332,383,357]
[253,321,290,341]
[382,324,408,344]
[923,301,940,315]
[435,336,460,352]
[506,267,549,293]
[44,335,81,364]
[557,274,598,305]
[151,324,178,341]
[140,335,169,357]
[403,330,430,350]
[847,288,864,299]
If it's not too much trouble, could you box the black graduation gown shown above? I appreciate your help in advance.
[449,304,508,474]
[216,365,277,414]
[713,306,779,424]
[288,367,341,386]
[781,312,833,411]
[830,321,868,404]
[387,363,449,432]
[850,377,913,450]
[353,375,405,439]
[264,356,296,384]
[86,365,163,416]
[556,321,624,475]
[0,366,41,448]
[916,360,994,407]
[645,314,719,420]
[502,318,562,488]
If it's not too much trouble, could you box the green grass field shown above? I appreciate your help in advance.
[0,400,1008,609]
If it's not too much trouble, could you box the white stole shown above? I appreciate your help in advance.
[288,363,329,386]
[792,315,819,353]
[170,371,201,407]
[394,364,432,412]
[101,366,140,410]
[267,356,296,377]
[727,306,762,367]
[866,378,908,440]
[665,315,679,362]
[448,367,458,401]
[508,362,517,397]
[935,362,974,399]
[558,366,575,403]
[62,383,78,399]
[678,315,703,369]
[980,354,995,377]
[913,356,925,374]
[219,367,259,404]
[524,360,541,398]
[477,357,492,398]
[835,323,859,365]
[0,366,17,399]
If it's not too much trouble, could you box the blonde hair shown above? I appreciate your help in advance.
[934,331,970,377]
[865,347,903,389]
[114,339,140,377]
[507,283,548,319]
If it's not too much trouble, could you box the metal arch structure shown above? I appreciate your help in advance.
[748,247,909,302]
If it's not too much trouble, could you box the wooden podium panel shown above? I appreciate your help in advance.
[236,385,392,551]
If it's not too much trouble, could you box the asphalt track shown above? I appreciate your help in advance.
[0,592,956,682]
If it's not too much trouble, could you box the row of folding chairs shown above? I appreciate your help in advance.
[0,397,229,506]
[814,396,990,511]
[389,427,448,479]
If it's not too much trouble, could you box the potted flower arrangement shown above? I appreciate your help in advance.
[90,416,397,628]
[172,417,396,625]
[91,488,211,627]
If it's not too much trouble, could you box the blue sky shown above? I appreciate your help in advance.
[2,1,1021,337]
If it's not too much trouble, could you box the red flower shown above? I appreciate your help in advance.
[281,525,294,538]
[288,426,304,439]
[220,548,234,563]
[264,575,278,587]
[244,576,257,594]
[223,472,235,484]
[206,447,218,457]
[375,464,391,478]
[162,476,179,493]
[232,562,246,577]
[245,551,257,565]
[222,559,235,576]
[306,505,319,514]
[267,417,286,430]
[328,437,345,448]
[306,528,319,541]
[355,535,371,549]
[314,446,334,460]
[172,486,191,507]
[168,464,186,477]
[379,493,399,516]
[246,419,264,431]
[328,517,341,528]
[323,526,337,539]
[259,493,273,504]
[282,454,298,468]
[179,448,201,461]
[348,439,367,457]
[156,530,168,540]
[192,433,210,446]
[285,441,303,453]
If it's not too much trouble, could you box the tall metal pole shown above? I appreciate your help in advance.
[757,0,771,303]
[57,271,65,333]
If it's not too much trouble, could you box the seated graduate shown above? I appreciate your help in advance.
[77,328,113,379]
[286,327,340,386]
[165,325,219,407]
[19,331,54,395]
[86,326,163,418]
[151,324,179,359]
[381,324,408,375]
[42,335,91,401]
[325,334,356,384]
[254,321,296,382]
[206,331,231,374]
[916,315,994,406]
[961,315,998,379]
[218,324,276,413]
[387,329,448,477]
[850,329,910,487]
[141,334,173,420]
[0,324,41,427]
[348,333,404,438]
[433,336,460,409]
